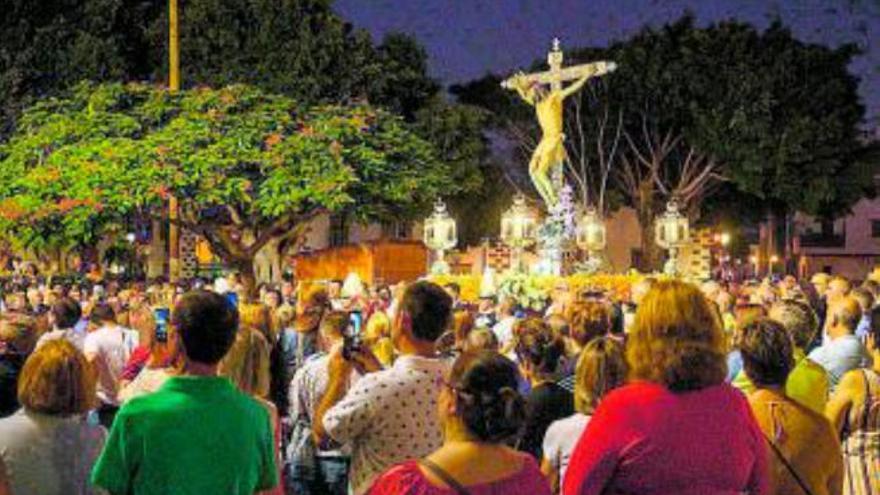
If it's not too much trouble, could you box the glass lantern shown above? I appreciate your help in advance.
[655,199,690,276]
[500,194,537,272]
[576,207,606,260]
[423,198,457,274]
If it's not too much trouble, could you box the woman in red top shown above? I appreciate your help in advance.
[368,351,552,495]
[563,280,769,495]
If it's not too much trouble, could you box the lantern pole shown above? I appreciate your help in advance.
[167,0,181,282]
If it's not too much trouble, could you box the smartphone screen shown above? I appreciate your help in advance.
[348,310,362,335]
[154,307,170,343]
[225,292,238,310]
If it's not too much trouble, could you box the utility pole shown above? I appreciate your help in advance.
[168,0,181,282]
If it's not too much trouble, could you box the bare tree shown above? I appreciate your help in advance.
[615,116,726,269]
[563,80,624,214]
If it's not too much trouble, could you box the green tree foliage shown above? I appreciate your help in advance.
[413,98,509,245]
[0,0,439,133]
[144,0,438,114]
[1,0,494,250]
[0,82,452,287]
[0,0,158,135]
[454,15,875,221]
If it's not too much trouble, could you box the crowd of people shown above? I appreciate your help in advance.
[0,267,879,494]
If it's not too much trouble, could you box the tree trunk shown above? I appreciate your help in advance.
[635,179,660,272]
[638,210,662,272]
[230,256,258,303]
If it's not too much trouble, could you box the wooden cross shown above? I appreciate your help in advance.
[501,38,617,92]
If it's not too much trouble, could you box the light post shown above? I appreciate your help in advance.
[655,199,690,276]
[500,194,537,272]
[749,255,759,279]
[576,207,606,268]
[126,232,137,280]
[770,254,780,276]
[422,199,457,275]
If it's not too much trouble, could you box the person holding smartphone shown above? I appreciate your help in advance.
[118,308,179,404]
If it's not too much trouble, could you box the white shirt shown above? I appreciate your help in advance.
[83,325,137,406]
[36,328,85,352]
[0,409,106,495]
[323,354,449,495]
[543,413,591,485]
[290,354,330,423]
[808,334,871,391]
[493,316,517,360]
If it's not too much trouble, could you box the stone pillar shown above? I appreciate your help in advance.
[180,229,199,279]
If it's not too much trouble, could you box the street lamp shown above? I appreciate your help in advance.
[655,199,690,276]
[749,255,759,279]
[576,207,606,266]
[770,254,780,275]
[500,194,537,272]
[422,198,457,275]
[125,232,136,280]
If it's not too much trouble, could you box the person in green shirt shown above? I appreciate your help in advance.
[732,299,829,414]
[91,290,278,495]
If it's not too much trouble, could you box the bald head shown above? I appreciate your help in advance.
[826,296,862,338]
[827,276,852,305]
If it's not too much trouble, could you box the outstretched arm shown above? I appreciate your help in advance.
[506,72,535,105]
[561,61,616,99]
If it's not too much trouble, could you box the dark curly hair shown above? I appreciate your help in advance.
[514,317,566,377]
[740,318,794,388]
[448,351,526,443]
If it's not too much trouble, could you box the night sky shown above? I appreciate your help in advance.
[336,0,880,124]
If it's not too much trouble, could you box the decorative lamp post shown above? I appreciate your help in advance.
[576,207,606,265]
[423,198,457,274]
[655,199,690,276]
[500,194,538,272]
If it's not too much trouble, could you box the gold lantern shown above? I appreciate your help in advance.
[500,194,537,272]
[576,207,606,262]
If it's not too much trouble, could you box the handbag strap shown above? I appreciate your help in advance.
[419,458,473,495]
[762,432,814,495]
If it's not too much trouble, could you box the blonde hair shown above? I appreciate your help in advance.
[627,280,727,392]
[18,339,96,415]
[239,303,272,341]
[574,337,627,414]
[218,328,271,399]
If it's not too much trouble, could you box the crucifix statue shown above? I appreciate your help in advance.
[502,39,617,208]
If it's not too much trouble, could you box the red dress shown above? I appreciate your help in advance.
[368,456,552,495]
[563,382,769,495]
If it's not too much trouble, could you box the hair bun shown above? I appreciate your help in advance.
[460,385,526,443]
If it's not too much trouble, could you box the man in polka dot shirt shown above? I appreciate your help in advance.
[314,281,453,495]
